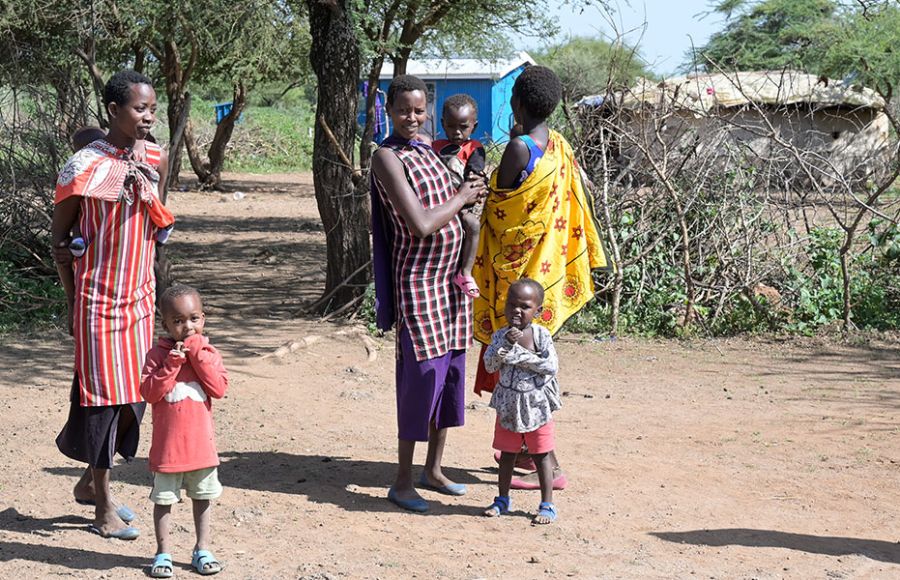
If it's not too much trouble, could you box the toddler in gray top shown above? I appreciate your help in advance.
[482,278,561,525]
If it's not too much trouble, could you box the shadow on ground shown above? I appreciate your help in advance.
[0,509,149,571]
[652,528,900,564]
[718,339,900,414]
[44,451,492,517]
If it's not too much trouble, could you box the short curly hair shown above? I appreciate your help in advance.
[159,284,202,317]
[442,93,478,117]
[512,65,562,120]
[509,277,545,305]
[103,70,153,108]
[387,74,427,106]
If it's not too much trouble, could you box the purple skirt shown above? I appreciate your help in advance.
[396,326,466,441]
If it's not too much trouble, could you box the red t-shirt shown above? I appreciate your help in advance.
[432,138,486,178]
[140,334,229,473]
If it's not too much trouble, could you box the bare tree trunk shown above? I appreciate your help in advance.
[306,0,370,312]
[166,92,190,195]
[156,93,189,302]
[155,34,197,188]
[182,82,246,190]
[133,44,145,73]
[393,53,410,77]
[202,82,247,189]
[597,127,623,335]
[165,94,188,187]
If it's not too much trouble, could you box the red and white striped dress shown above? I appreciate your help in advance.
[55,140,163,407]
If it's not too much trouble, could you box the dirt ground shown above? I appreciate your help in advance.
[1,173,898,579]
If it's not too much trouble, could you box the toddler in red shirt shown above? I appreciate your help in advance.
[432,94,487,299]
[140,285,228,577]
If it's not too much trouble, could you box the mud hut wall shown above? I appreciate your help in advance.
[597,105,889,188]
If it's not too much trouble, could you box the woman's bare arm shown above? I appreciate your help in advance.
[50,196,80,334]
[495,137,530,190]
[372,148,484,238]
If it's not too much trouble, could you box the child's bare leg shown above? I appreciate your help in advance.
[423,422,459,487]
[392,439,424,501]
[483,452,515,516]
[498,452,516,497]
[533,452,554,505]
[458,212,481,278]
[192,499,211,552]
[91,468,127,533]
[532,452,556,524]
[511,449,565,487]
[153,504,172,555]
[190,499,221,573]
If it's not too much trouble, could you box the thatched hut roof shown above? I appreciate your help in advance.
[579,70,885,116]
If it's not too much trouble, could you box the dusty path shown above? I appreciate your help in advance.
[0,173,898,579]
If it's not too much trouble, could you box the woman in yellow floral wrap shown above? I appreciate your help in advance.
[471,65,612,488]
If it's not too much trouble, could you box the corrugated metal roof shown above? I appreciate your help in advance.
[380,51,535,80]
[579,70,885,114]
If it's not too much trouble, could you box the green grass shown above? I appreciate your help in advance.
[161,98,316,173]
[223,102,316,173]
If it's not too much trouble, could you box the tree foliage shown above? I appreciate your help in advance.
[694,0,839,72]
[355,0,609,171]
[106,0,310,189]
[812,1,900,99]
[536,36,651,103]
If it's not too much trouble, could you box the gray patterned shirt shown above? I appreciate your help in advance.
[484,324,561,433]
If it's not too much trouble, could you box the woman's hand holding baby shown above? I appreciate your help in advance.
[458,173,487,206]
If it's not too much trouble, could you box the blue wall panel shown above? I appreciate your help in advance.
[490,64,527,143]
[367,64,530,144]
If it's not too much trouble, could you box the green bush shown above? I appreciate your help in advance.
[0,259,66,334]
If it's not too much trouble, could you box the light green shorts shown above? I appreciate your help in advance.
[150,467,222,505]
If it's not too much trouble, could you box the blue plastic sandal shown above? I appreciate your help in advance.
[532,501,558,525]
[387,487,429,513]
[75,499,136,524]
[483,495,510,517]
[87,523,140,540]
[191,549,222,575]
[149,553,173,578]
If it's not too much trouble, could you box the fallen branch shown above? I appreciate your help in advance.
[320,293,365,322]
[301,258,372,314]
[261,335,322,359]
[360,332,378,362]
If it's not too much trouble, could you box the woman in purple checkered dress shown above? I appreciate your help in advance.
[371,75,488,513]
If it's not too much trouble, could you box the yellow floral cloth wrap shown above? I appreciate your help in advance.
[472,130,612,345]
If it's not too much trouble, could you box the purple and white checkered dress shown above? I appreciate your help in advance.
[372,141,472,361]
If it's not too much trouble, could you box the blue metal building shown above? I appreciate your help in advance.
[360,52,535,144]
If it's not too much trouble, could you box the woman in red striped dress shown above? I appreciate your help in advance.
[51,70,169,540]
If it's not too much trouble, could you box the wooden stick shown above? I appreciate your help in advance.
[318,115,362,177]
[320,293,366,322]
[303,259,372,313]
